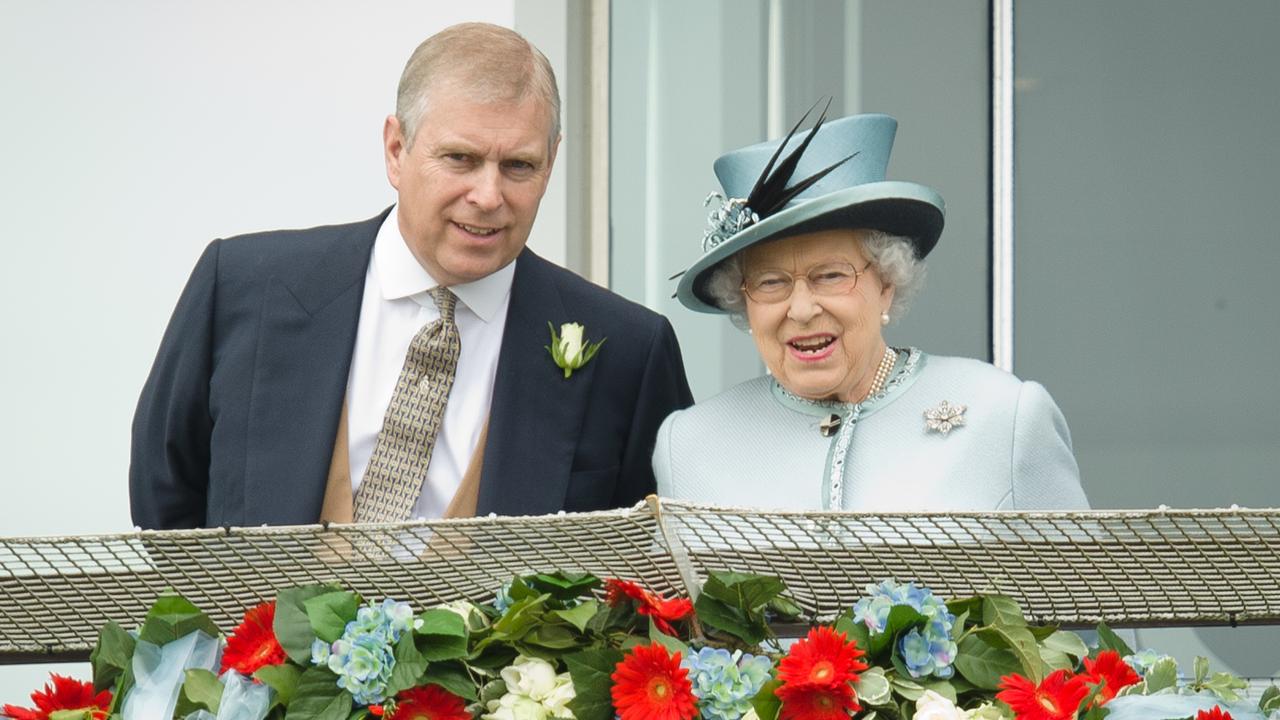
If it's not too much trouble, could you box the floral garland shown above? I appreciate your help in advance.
[6,573,1279,720]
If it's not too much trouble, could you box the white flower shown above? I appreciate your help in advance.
[742,710,760,720]
[915,690,967,720]
[502,656,559,700]
[541,673,576,718]
[483,693,550,720]
[558,323,585,366]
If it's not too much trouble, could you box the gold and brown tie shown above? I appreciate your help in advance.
[353,287,460,522]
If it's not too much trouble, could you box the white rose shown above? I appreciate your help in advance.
[558,323,585,366]
[501,656,560,701]
[483,693,551,720]
[541,672,576,718]
[915,690,966,720]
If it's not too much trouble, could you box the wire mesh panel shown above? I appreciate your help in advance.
[3,500,1280,663]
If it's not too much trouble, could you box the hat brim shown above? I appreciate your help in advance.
[676,180,945,314]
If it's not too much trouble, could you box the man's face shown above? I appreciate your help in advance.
[384,85,558,286]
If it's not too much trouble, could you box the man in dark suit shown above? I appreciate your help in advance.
[129,22,692,529]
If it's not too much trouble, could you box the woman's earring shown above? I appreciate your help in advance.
[880,312,891,326]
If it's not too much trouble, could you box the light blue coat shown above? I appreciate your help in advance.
[653,351,1088,511]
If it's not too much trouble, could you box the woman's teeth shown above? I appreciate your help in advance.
[790,337,834,353]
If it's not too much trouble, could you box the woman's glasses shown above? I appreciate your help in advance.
[741,261,870,303]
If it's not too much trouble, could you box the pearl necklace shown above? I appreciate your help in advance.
[862,346,897,402]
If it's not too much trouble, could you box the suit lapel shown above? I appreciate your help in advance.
[242,211,385,525]
[479,250,597,515]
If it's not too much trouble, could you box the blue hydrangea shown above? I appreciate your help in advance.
[682,647,774,720]
[313,599,415,705]
[851,579,958,680]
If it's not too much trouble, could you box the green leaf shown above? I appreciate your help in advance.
[1094,622,1134,657]
[255,663,303,707]
[492,595,548,639]
[551,600,599,633]
[181,668,223,714]
[950,610,970,641]
[976,625,1046,684]
[564,648,625,720]
[981,595,1027,629]
[946,597,983,624]
[854,666,892,706]
[648,619,691,657]
[417,608,469,660]
[90,621,136,693]
[693,594,765,645]
[526,623,582,650]
[1259,684,1280,713]
[870,604,927,657]
[1042,630,1089,660]
[287,667,354,720]
[701,571,785,611]
[305,591,360,644]
[277,585,342,664]
[768,595,804,620]
[138,594,219,646]
[1144,657,1179,693]
[1040,648,1074,672]
[525,572,601,602]
[953,634,1022,690]
[1194,656,1210,685]
[921,679,957,703]
[421,661,479,702]
[386,632,429,696]
[48,711,101,720]
[751,678,782,720]
[890,675,925,701]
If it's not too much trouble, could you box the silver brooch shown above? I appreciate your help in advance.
[924,400,966,434]
[702,192,759,251]
[819,413,842,437]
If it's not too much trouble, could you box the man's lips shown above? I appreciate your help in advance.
[787,334,837,362]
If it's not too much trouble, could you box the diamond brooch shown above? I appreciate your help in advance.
[924,400,966,435]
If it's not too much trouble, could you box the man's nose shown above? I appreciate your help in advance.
[466,163,504,211]
[786,278,823,323]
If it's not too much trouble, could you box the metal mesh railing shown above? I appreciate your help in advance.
[2,499,1279,663]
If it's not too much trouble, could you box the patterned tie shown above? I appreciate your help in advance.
[353,287,461,522]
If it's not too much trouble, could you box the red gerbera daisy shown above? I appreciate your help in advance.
[1,673,111,720]
[1197,708,1233,720]
[386,684,471,720]
[219,600,289,676]
[610,642,698,720]
[1081,650,1141,702]
[777,627,868,690]
[604,578,694,636]
[777,682,857,720]
[997,669,1090,720]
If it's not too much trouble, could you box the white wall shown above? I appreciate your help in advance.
[0,0,579,702]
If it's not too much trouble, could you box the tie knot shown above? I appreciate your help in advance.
[431,286,458,323]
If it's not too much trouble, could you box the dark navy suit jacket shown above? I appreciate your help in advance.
[129,210,693,528]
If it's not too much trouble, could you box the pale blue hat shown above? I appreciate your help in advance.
[676,111,945,313]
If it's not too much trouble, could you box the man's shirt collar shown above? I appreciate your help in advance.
[373,206,515,322]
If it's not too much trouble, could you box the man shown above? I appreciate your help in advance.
[129,23,692,529]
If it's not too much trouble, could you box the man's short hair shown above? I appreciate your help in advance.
[396,22,561,149]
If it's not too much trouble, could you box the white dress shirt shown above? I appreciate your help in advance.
[346,207,513,519]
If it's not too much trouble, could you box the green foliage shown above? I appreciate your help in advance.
[90,621,135,693]
[694,571,787,645]
[276,585,342,664]
[304,591,360,644]
[386,633,429,697]
[421,662,478,702]
[255,663,303,707]
[1094,621,1134,657]
[178,668,223,715]
[287,667,354,720]
[954,634,1022,690]
[138,595,219,646]
[564,647,624,720]
[751,678,783,720]
[415,608,469,661]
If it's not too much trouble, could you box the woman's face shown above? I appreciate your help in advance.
[742,228,895,403]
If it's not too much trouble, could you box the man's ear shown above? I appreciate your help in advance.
[383,115,406,190]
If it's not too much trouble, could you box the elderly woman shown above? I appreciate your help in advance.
[654,110,1088,511]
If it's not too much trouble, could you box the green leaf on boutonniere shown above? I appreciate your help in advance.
[546,322,606,379]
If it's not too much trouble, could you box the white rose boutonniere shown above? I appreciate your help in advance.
[546,322,605,378]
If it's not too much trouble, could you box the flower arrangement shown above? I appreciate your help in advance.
[8,573,1279,720]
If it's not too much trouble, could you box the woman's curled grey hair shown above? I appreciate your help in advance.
[704,230,926,324]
